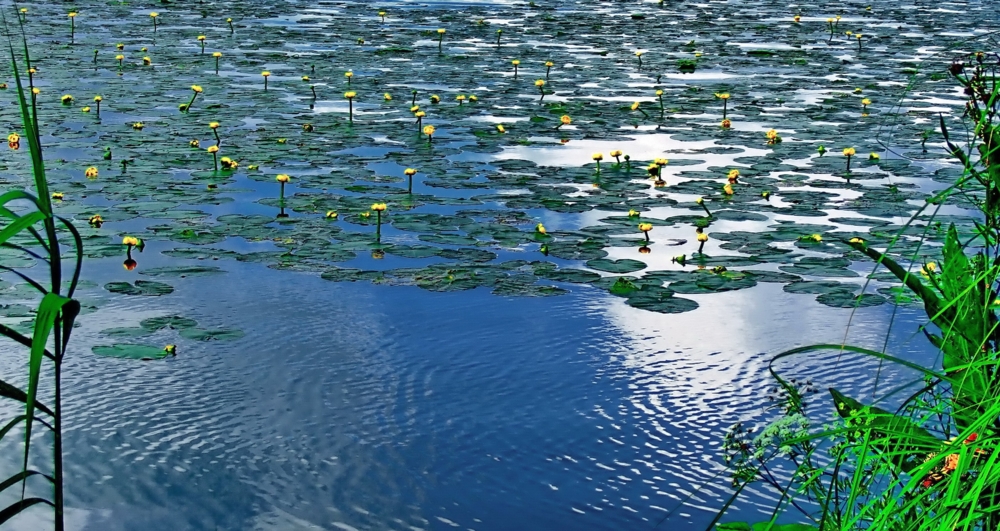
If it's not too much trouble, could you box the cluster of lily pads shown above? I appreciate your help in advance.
[0,1,983,349]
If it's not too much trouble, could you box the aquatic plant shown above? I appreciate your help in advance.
[379,11,386,23]
[611,150,622,165]
[345,91,356,122]
[197,35,206,54]
[227,17,234,34]
[512,59,520,79]
[423,124,435,143]
[556,114,571,129]
[592,152,603,174]
[535,79,545,100]
[696,197,712,217]
[545,60,554,79]
[371,203,387,239]
[262,71,270,90]
[437,28,445,53]
[635,50,643,70]
[496,29,502,47]
[150,12,158,32]
[843,146,856,171]
[766,129,782,144]
[715,92,730,119]
[183,84,202,113]
[68,11,76,44]
[0,23,84,529]
[638,223,652,242]
[207,145,219,171]
[93,95,101,116]
[404,168,418,193]
[276,174,290,205]
[213,51,222,74]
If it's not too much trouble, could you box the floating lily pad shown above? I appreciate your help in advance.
[140,315,198,332]
[179,328,246,341]
[586,258,647,274]
[92,344,173,360]
[104,280,175,296]
[140,266,226,277]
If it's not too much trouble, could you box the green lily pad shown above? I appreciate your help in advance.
[586,258,647,274]
[140,266,226,277]
[104,280,174,296]
[92,344,173,360]
[179,328,246,341]
[140,315,198,331]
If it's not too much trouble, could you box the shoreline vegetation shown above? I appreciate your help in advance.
[717,54,1000,531]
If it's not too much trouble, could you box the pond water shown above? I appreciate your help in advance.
[0,0,990,529]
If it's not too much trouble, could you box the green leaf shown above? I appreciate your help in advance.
[830,388,940,473]
[0,498,53,524]
[92,344,173,360]
[23,293,77,495]
[0,379,54,417]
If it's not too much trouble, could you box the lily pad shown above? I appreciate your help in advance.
[92,344,173,360]
[104,280,174,296]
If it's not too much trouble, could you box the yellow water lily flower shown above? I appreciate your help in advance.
[276,174,290,183]
[85,167,98,178]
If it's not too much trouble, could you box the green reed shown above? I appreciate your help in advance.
[0,8,83,530]
[711,52,1000,531]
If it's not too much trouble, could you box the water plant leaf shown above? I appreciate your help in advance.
[586,258,647,274]
[829,388,940,474]
[139,266,225,277]
[140,315,198,332]
[104,280,174,296]
[92,344,173,360]
[178,328,245,341]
